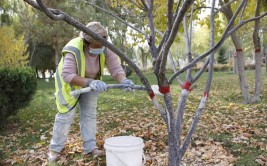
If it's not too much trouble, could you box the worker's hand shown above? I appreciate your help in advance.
[89,80,108,92]
[121,79,135,92]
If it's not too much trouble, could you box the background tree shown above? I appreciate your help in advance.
[217,46,228,64]
[0,26,28,67]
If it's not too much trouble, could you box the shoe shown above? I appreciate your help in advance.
[48,150,60,162]
[89,148,104,157]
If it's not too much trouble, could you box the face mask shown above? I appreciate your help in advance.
[89,47,105,55]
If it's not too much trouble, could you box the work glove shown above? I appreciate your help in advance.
[121,79,135,92]
[89,80,108,92]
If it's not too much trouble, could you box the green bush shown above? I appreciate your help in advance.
[0,67,37,127]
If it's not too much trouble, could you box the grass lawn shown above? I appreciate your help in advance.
[0,70,266,165]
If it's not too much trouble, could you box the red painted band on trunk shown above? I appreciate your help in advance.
[236,48,243,52]
[182,81,191,91]
[149,91,155,99]
[204,92,209,98]
[159,86,170,94]
[255,48,261,53]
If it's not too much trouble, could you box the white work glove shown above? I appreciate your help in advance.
[89,80,108,92]
[121,79,135,92]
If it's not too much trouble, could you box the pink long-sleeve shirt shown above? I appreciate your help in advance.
[61,48,126,84]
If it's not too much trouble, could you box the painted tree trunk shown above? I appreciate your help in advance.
[252,0,262,102]
[230,33,251,103]
[221,0,251,103]
[253,51,262,102]
[233,55,238,74]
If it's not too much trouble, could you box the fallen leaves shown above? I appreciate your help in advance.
[256,155,267,165]
[1,79,267,165]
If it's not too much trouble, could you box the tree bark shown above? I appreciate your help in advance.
[253,51,262,102]
[233,55,238,74]
[252,0,262,102]
[222,0,251,103]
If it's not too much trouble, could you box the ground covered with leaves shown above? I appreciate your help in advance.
[0,71,267,165]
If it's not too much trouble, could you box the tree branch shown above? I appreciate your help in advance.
[168,0,247,84]
[159,0,194,75]
[85,0,147,36]
[36,0,64,20]
[146,0,158,62]
[23,0,153,95]
[191,58,210,83]
[180,0,216,157]
[239,0,248,23]
[167,0,174,31]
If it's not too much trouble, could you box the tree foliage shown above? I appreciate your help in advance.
[0,26,28,67]
[217,46,228,64]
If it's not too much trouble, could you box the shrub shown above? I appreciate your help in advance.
[0,67,37,127]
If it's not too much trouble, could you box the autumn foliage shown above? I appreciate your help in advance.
[0,26,29,67]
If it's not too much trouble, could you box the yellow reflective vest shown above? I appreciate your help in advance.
[55,37,105,113]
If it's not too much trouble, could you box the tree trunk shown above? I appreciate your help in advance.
[266,52,267,73]
[252,0,262,102]
[233,54,238,74]
[231,32,251,103]
[253,51,262,102]
[222,0,251,103]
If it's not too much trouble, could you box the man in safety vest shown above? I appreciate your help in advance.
[48,22,134,162]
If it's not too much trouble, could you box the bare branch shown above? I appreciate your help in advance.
[168,0,247,84]
[215,0,238,14]
[167,0,174,30]
[155,29,183,85]
[159,0,194,75]
[191,0,238,15]
[36,0,64,20]
[188,4,194,47]
[23,0,153,95]
[239,0,248,22]
[85,0,147,36]
[129,0,146,10]
[191,58,210,83]
[180,0,216,157]
[173,0,183,18]
[140,0,148,11]
[146,0,158,61]
[227,12,267,36]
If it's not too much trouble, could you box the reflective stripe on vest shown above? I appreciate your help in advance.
[55,37,105,113]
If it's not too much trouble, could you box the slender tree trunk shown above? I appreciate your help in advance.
[252,0,262,102]
[231,33,251,103]
[253,51,262,102]
[222,0,251,103]
[233,54,238,74]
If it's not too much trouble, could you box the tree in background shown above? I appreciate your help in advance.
[217,46,228,64]
[0,26,28,67]
[31,44,55,78]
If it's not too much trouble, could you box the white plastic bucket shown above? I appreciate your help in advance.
[104,136,145,166]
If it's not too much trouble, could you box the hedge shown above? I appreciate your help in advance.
[0,67,37,127]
